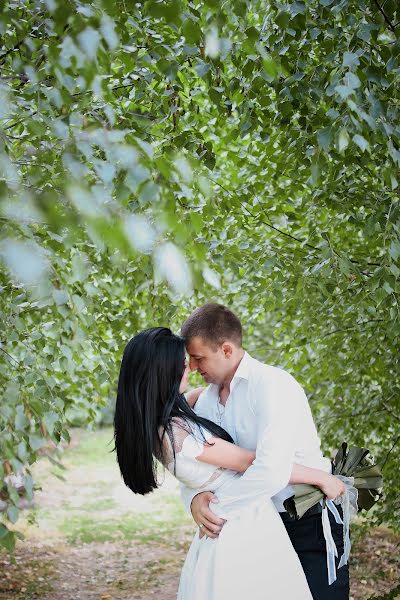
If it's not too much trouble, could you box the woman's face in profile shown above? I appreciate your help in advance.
[179,359,189,393]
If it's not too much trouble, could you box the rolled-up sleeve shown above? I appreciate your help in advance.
[211,370,302,519]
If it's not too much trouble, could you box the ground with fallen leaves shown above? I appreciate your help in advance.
[0,428,399,600]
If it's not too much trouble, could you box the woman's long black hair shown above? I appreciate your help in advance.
[113,327,234,495]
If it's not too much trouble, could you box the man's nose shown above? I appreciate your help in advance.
[189,357,196,371]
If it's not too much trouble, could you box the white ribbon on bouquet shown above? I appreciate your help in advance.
[320,475,358,585]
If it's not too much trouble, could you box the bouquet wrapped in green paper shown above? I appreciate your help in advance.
[283,442,383,520]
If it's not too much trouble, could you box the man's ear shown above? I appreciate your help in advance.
[222,342,233,358]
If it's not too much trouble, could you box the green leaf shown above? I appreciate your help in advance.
[337,128,350,152]
[0,524,8,539]
[344,72,361,90]
[195,60,210,78]
[24,474,34,500]
[389,241,400,261]
[0,530,16,553]
[335,85,352,100]
[289,2,306,16]
[317,127,333,151]
[77,27,100,61]
[14,406,29,430]
[262,57,279,80]
[43,412,59,436]
[353,134,370,152]
[203,266,221,289]
[100,14,119,50]
[7,505,19,524]
[182,18,202,44]
[0,239,48,286]
[310,161,320,185]
[145,0,183,24]
[29,435,46,452]
[53,289,69,305]
[342,52,360,68]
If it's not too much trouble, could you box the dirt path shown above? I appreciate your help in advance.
[1,428,399,600]
[1,531,399,600]
[0,539,185,599]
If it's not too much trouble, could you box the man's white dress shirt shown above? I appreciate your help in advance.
[181,351,332,518]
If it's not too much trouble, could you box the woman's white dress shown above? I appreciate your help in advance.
[161,418,312,600]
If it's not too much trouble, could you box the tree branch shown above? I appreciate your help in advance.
[381,401,400,422]
[0,39,25,64]
[322,319,384,338]
[3,79,157,132]
[208,177,381,267]
[0,18,47,65]
[0,346,20,366]
[381,434,400,471]
[373,0,398,33]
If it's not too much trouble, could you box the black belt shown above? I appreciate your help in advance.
[279,502,323,523]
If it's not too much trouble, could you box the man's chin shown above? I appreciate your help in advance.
[201,373,215,384]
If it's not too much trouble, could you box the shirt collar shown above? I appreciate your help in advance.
[231,351,252,383]
[206,351,252,398]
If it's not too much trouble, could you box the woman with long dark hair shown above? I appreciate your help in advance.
[113,328,340,599]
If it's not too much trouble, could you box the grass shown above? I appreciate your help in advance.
[81,498,117,511]
[63,427,116,467]
[61,513,173,545]
[60,496,190,545]
[21,427,193,549]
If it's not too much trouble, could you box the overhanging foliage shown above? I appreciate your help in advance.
[0,0,399,550]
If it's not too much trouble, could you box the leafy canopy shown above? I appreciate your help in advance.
[0,0,399,550]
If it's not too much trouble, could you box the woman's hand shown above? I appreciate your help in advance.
[289,464,346,500]
[318,473,346,500]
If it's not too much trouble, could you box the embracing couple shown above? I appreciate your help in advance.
[114,303,350,599]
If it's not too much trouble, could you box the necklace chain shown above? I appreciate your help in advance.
[216,393,224,426]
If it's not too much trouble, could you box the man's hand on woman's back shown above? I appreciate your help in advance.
[191,491,226,539]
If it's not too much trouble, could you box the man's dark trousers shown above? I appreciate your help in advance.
[280,504,350,599]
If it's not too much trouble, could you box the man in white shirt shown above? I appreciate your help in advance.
[180,303,349,600]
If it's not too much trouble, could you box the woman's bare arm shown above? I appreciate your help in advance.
[196,437,255,472]
[196,439,345,498]
[185,387,204,408]
[290,463,345,499]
